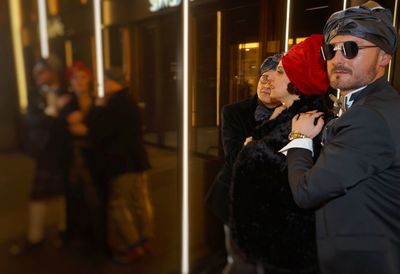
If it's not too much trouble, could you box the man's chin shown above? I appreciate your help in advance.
[330,76,349,90]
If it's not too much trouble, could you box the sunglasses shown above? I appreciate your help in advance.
[320,41,378,61]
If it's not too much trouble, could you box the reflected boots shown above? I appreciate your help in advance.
[9,201,46,256]
[107,172,154,263]
[9,197,67,256]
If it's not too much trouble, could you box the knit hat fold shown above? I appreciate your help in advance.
[282,34,330,95]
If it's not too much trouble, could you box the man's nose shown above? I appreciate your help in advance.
[331,48,346,63]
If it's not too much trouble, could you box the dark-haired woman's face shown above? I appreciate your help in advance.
[269,61,291,103]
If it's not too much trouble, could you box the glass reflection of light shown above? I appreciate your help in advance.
[9,0,28,112]
[216,11,221,126]
[285,0,291,52]
[93,0,105,97]
[388,0,398,81]
[65,40,73,67]
[38,0,49,58]
[182,0,190,273]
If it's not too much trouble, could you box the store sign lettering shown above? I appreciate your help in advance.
[149,0,181,12]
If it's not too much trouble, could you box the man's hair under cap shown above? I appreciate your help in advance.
[259,53,282,75]
[323,1,398,54]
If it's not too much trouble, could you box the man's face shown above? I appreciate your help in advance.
[34,68,54,87]
[257,70,280,107]
[103,77,123,95]
[327,35,390,93]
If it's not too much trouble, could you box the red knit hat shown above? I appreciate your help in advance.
[66,60,92,81]
[282,34,329,95]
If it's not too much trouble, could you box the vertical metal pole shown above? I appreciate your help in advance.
[216,11,221,126]
[93,0,104,97]
[284,0,291,52]
[9,0,28,112]
[181,0,190,273]
[387,0,398,81]
[37,0,49,58]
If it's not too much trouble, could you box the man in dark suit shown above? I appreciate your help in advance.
[206,54,282,274]
[281,1,400,274]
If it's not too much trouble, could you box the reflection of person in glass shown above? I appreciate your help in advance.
[284,2,400,274]
[10,55,71,255]
[64,61,107,255]
[230,35,331,274]
[86,68,153,263]
[206,54,282,273]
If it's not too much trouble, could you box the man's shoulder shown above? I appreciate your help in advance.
[109,90,137,108]
[222,96,257,115]
[365,83,400,107]
[345,84,400,130]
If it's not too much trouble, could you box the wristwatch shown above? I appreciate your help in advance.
[288,131,308,141]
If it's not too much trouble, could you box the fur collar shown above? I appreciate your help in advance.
[253,95,327,140]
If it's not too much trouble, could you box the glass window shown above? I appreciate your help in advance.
[290,0,343,46]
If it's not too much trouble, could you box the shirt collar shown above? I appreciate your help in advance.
[343,85,367,110]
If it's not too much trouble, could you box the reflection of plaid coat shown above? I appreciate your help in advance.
[230,95,330,273]
[25,89,74,199]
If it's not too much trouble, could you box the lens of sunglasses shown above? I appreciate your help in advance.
[321,44,335,60]
[321,41,361,61]
[342,41,359,59]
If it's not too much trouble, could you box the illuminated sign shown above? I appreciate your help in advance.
[149,0,181,12]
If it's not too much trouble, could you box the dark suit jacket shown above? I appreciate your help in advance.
[205,95,263,224]
[287,78,400,274]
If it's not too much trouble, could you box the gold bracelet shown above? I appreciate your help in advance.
[288,131,308,141]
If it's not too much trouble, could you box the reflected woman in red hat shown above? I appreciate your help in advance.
[64,61,108,255]
[230,35,333,273]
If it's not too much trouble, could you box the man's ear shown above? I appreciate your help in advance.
[379,51,392,67]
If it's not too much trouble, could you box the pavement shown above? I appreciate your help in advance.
[0,147,185,274]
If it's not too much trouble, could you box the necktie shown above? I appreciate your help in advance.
[329,94,345,117]
[330,93,357,117]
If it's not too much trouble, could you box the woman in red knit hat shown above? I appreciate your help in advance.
[64,61,108,256]
[230,35,333,274]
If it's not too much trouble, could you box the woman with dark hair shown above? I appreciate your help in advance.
[230,35,333,273]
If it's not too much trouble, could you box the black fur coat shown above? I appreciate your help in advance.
[230,95,331,273]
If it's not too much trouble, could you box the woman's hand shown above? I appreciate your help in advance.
[67,111,84,124]
[95,97,107,106]
[69,123,88,136]
[244,136,253,146]
[56,94,71,110]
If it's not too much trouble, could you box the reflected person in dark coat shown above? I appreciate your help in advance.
[231,35,332,274]
[72,68,153,263]
[206,54,282,274]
